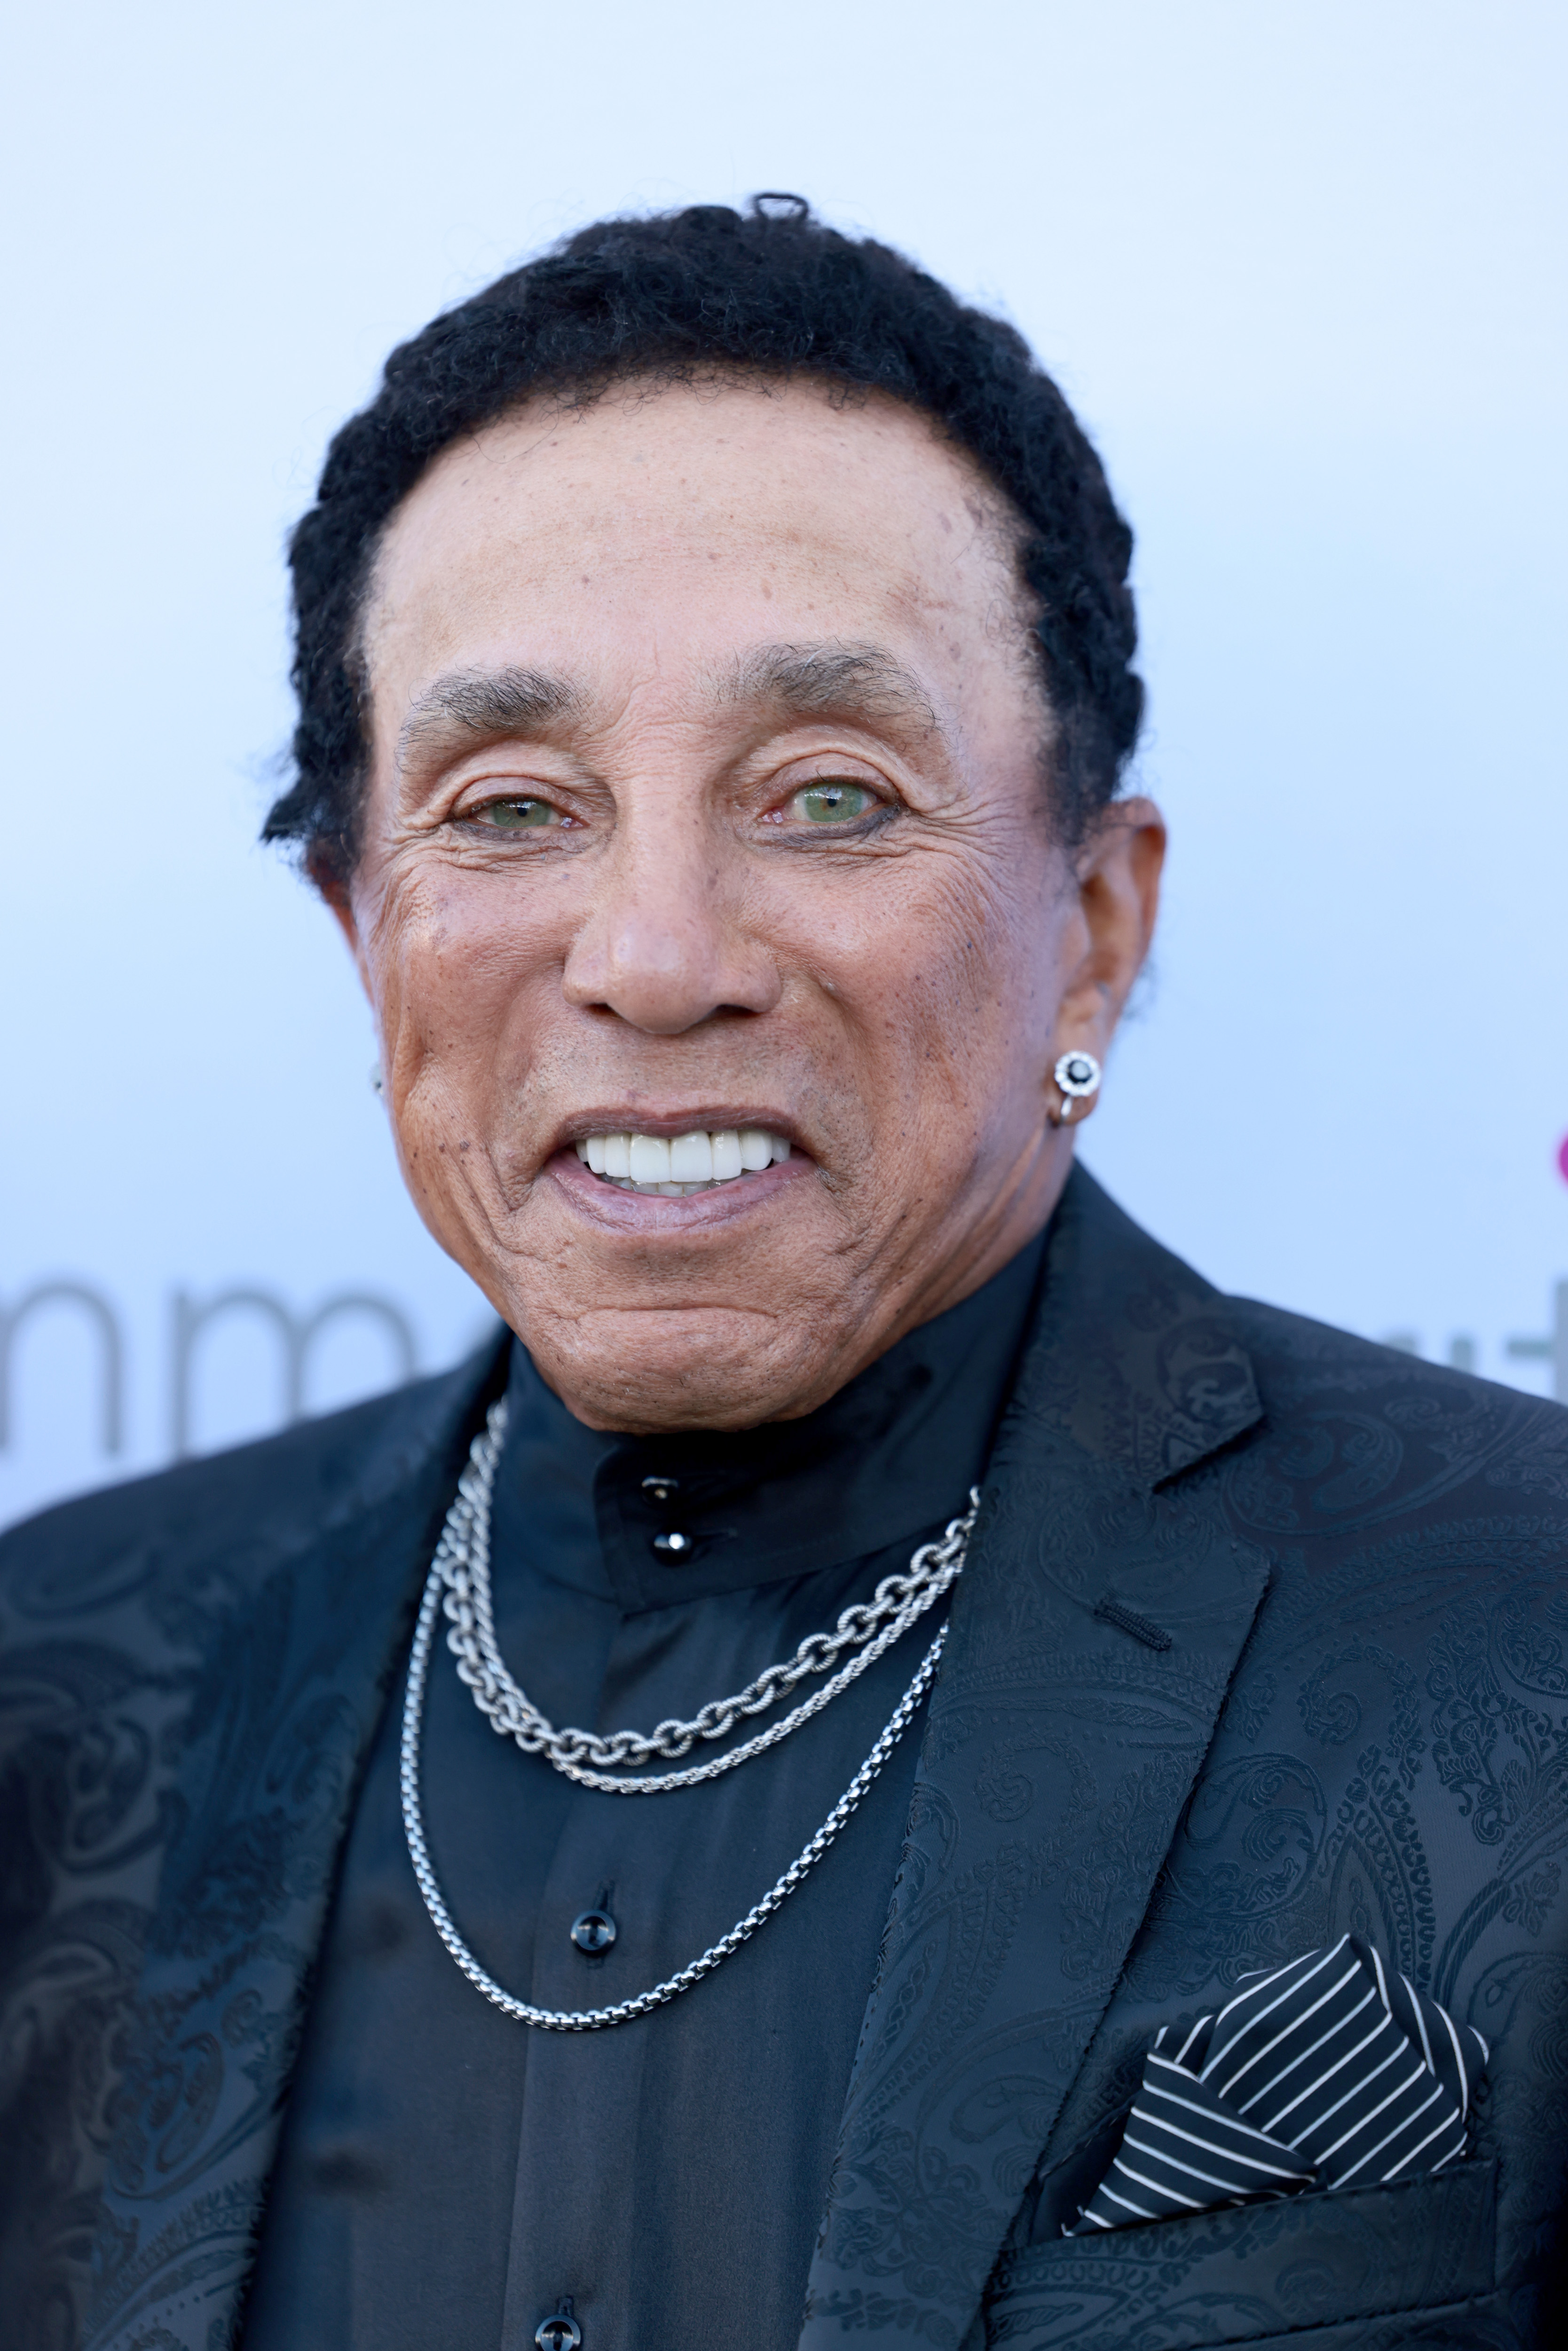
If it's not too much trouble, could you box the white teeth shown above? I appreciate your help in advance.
[669,1130,714,1183]
[572,1126,793,1196]
[711,1128,742,1180]
[628,1134,671,1183]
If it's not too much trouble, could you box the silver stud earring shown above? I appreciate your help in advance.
[1053,1049,1101,1125]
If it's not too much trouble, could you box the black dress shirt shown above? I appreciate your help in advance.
[242,1234,1044,2351]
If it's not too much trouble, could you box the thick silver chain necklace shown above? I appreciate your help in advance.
[400,1399,978,2031]
[443,1397,972,1792]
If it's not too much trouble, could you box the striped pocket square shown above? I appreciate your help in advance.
[1067,1933,1488,2234]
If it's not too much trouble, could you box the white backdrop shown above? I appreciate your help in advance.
[3,0,1565,1531]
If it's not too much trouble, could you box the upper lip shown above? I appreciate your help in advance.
[549,1108,809,1158]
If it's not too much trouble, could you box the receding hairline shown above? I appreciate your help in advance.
[414,358,1024,481]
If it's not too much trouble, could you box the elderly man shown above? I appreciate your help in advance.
[3,200,1566,2351]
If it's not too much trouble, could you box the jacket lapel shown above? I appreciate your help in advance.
[800,1172,1273,2348]
[85,1339,505,2351]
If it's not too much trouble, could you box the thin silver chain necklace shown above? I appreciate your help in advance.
[400,1401,978,2030]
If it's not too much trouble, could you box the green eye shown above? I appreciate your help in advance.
[790,781,875,825]
[475,797,562,830]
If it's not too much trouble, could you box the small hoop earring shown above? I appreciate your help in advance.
[1053,1049,1101,1126]
[370,1063,385,1096]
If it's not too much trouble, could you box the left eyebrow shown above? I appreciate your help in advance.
[711,641,942,737]
[395,666,583,769]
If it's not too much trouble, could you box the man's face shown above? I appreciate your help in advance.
[342,378,1162,1431]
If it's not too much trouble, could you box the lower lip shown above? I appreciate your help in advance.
[547,1146,805,1223]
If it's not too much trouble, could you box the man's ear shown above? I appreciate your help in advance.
[1054,796,1165,1056]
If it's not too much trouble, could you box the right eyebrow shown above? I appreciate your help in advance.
[715,640,940,736]
[395,667,583,769]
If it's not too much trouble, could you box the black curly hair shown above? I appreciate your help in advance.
[264,196,1144,887]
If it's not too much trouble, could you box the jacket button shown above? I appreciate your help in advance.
[570,1909,617,1954]
[641,1474,680,1504]
[535,2312,582,2350]
[653,1530,692,1557]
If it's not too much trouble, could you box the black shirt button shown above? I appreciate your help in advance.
[653,1530,693,1557]
[535,2310,582,2350]
[641,1473,680,1505]
[570,1909,617,1954]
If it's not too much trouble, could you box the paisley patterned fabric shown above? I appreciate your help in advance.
[0,1357,496,2351]
[2,1168,1567,2351]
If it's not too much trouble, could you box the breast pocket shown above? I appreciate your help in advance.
[980,2160,1497,2350]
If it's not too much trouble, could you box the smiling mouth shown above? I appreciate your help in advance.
[574,1126,792,1198]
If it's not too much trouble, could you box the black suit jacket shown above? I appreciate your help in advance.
[4,1171,1567,2351]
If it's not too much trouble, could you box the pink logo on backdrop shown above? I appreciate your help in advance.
[1559,1134,1568,1185]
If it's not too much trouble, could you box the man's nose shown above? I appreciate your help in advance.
[561,811,781,1034]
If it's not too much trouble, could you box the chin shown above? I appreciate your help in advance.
[519,1305,852,1434]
